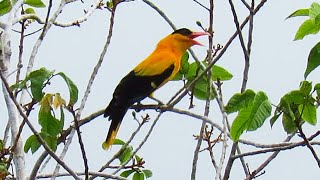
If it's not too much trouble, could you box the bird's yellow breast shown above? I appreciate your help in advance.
[133,48,182,81]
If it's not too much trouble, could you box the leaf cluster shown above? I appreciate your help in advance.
[288,2,320,78]
[172,52,233,100]
[271,81,319,134]
[113,139,153,180]
[10,68,78,153]
[225,90,272,141]
[0,0,45,16]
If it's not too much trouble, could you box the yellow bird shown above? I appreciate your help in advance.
[103,28,208,149]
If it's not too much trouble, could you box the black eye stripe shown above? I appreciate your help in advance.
[172,28,192,36]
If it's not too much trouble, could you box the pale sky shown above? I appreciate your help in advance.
[1,0,320,179]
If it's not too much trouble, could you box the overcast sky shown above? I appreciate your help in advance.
[1,0,320,179]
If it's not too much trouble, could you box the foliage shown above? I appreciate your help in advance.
[225,90,272,141]
[0,0,45,16]
[11,68,78,153]
[0,140,9,179]
[173,52,233,100]
[270,81,318,133]
[113,139,153,180]
[288,2,320,78]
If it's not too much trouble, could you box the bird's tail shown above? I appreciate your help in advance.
[103,101,127,150]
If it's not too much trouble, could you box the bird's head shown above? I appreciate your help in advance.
[158,28,209,54]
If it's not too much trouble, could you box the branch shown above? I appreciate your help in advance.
[13,0,103,27]
[228,0,250,92]
[192,0,215,179]
[297,125,320,168]
[234,140,320,159]
[0,0,26,178]
[29,151,50,179]
[244,134,293,179]
[51,128,76,179]
[37,171,128,180]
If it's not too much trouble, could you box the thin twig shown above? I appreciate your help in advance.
[244,134,293,179]
[193,0,210,11]
[37,171,128,180]
[191,0,214,179]
[297,125,320,168]
[29,151,49,179]
[191,122,207,180]
[111,113,163,175]
[228,0,250,92]
[51,128,76,179]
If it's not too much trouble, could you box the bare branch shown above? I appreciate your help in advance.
[37,171,128,180]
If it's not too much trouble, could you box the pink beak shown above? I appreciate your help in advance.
[189,31,210,46]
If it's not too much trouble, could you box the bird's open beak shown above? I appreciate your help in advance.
[189,31,210,46]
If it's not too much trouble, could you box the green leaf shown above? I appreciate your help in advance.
[185,62,200,80]
[24,0,45,7]
[294,19,320,40]
[299,81,312,96]
[314,83,320,97]
[38,109,61,137]
[24,133,57,153]
[118,146,133,165]
[0,162,9,178]
[24,7,35,14]
[212,65,233,81]
[120,170,135,178]
[29,68,54,101]
[142,170,152,178]
[180,52,190,74]
[59,106,65,130]
[225,89,256,114]
[57,72,78,106]
[24,135,41,153]
[135,155,142,162]
[0,140,3,151]
[299,102,317,125]
[283,90,305,105]
[246,92,272,131]
[280,97,296,121]
[270,111,281,127]
[10,79,28,91]
[282,113,297,134]
[230,106,252,141]
[315,14,320,25]
[106,0,113,9]
[133,172,145,180]
[287,8,309,19]
[113,138,125,145]
[172,71,183,81]
[192,79,215,100]
[40,132,57,152]
[230,91,271,141]
[0,0,11,16]
[305,42,320,78]
[39,94,62,137]
[309,2,320,19]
